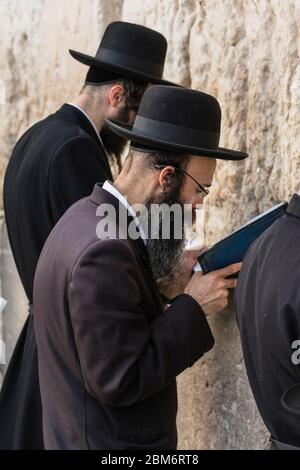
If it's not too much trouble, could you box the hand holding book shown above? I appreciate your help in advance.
[197,202,287,275]
[185,262,242,316]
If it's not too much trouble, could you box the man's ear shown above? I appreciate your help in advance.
[108,84,125,108]
[158,166,175,189]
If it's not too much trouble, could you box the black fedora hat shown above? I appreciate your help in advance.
[281,383,300,416]
[69,21,178,87]
[105,85,248,160]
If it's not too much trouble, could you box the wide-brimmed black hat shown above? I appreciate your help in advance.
[69,21,178,86]
[105,85,248,160]
[281,383,300,416]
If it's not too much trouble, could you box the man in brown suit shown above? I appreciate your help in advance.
[33,85,247,449]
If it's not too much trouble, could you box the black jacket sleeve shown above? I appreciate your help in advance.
[68,239,215,408]
[48,135,112,223]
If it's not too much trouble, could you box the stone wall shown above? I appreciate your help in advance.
[1,0,299,449]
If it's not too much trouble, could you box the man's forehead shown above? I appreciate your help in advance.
[187,155,217,169]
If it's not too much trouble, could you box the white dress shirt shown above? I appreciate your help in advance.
[102,180,147,245]
[67,102,105,148]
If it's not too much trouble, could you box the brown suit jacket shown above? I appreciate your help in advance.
[33,183,214,450]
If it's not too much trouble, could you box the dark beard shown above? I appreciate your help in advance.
[143,183,186,292]
[100,107,131,172]
[100,125,127,171]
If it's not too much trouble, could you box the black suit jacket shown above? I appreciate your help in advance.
[235,194,300,447]
[0,104,112,449]
[4,103,112,303]
[33,184,215,450]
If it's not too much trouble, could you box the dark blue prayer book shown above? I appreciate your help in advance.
[198,202,288,274]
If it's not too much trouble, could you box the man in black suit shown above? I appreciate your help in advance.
[0,22,176,449]
[33,85,247,449]
[282,382,300,421]
[235,195,300,449]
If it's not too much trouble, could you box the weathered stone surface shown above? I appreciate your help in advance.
[1,0,300,449]
[0,0,123,209]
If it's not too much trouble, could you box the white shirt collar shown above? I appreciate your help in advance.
[67,102,104,147]
[102,180,147,245]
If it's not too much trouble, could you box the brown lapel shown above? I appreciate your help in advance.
[90,183,165,312]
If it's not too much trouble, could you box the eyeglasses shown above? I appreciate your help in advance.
[154,164,210,198]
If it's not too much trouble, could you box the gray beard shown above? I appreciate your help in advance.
[147,234,185,292]
[142,192,186,291]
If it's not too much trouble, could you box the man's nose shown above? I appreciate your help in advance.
[194,195,204,206]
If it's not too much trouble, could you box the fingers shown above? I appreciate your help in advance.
[217,288,230,310]
[223,277,238,289]
[215,262,242,278]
